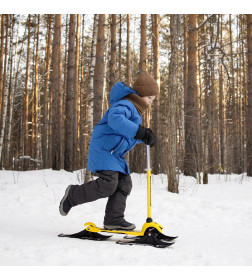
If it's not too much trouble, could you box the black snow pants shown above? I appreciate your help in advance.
[67,171,132,225]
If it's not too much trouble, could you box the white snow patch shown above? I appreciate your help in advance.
[0,170,252,266]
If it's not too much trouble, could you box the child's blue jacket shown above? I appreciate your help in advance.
[88,82,142,175]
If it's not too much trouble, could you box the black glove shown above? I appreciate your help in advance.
[134,125,156,147]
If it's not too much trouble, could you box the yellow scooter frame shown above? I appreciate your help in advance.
[84,221,164,236]
[84,145,167,238]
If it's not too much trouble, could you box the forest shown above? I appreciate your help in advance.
[0,14,251,193]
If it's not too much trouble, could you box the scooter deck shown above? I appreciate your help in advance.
[84,221,164,236]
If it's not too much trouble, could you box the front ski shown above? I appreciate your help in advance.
[117,233,175,248]
[123,231,178,242]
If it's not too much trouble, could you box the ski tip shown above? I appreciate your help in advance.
[58,233,67,237]
[168,236,178,241]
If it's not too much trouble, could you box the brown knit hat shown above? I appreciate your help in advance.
[132,71,159,97]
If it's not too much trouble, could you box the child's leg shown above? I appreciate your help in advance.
[103,173,132,226]
[67,170,119,206]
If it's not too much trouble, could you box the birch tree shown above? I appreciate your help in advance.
[0,15,9,165]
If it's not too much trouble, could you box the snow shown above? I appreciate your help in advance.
[0,169,252,268]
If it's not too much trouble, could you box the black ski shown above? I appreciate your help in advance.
[123,233,178,242]
[58,227,177,248]
[117,234,175,248]
[58,229,112,241]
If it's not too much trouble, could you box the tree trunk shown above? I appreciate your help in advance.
[139,14,147,72]
[23,15,31,161]
[6,15,20,169]
[208,23,215,174]
[74,14,80,170]
[126,15,131,86]
[182,15,188,173]
[0,15,9,166]
[247,14,252,176]
[42,15,52,169]
[80,15,85,170]
[0,15,4,125]
[109,14,116,92]
[52,14,62,170]
[184,14,198,178]
[84,14,98,182]
[219,15,224,172]
[167,14,179,193]
[65,14,76,172]
[151,14,160,175]
[118,15,122,81]
[93,14,105,126]
[33,15,40,166]
[229,15,239,174]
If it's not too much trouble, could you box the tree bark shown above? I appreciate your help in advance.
[0,15,9,166]
[23,15,31,160]
[184,14,198,178]
[65,14,76,172]
[247,14,252,176]
[33,15,40,166]
[151,14,160,175]
[0,15,4,125]
[93,14,105,126]
[84,14,98,182]
[42,15,52,169]
[51,14,62,170]
[167,14,179,193]
[126,15,131,86]
[218,15,224,172]
[74,14,80,170]
[139,14,147,72]
[109,14,116,92]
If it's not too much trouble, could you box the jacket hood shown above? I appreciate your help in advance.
[110,82,138,105]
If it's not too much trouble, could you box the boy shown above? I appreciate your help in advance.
[59,71,158,230]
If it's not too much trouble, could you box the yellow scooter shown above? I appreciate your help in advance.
[59,145,177,248]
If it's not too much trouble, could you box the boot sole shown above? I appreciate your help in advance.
[104,224,136,231]
[59,185,72,216]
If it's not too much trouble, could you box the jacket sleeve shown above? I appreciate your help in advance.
[107,104,139,139]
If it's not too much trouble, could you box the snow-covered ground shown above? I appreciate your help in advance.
[0,169,252,266]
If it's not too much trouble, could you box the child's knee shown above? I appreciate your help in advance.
[120,175,132,196]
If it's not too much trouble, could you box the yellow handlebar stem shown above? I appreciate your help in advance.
[146,145,152,222]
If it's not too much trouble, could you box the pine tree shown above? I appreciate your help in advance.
[184,14,198,178]
[65,14,76,172]
[51,14,62,170]
[93,14,105,126]
[247,14,252,176]
[167,14,179,193]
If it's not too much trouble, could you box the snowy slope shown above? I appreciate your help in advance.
[0,169,252,266]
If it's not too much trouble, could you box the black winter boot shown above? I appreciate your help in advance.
[59,185,74,216]
[104,220,136,230]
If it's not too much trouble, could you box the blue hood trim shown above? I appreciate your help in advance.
[110,82,138,105]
